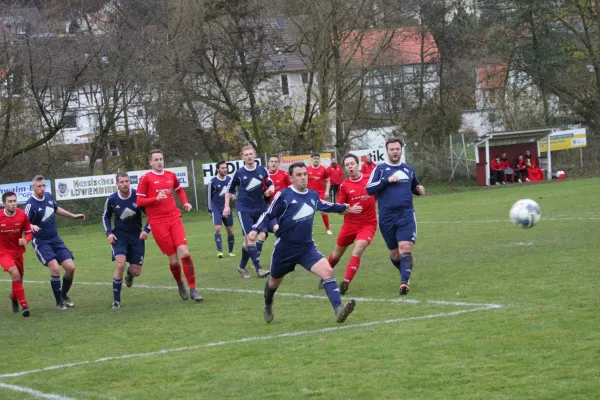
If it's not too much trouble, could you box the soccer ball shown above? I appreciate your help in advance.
[509,199,541,228]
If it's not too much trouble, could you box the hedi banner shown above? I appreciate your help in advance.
[0,180,52,204]
[201,159,262,185]
[279,153,332,171]
[54,167,189,201]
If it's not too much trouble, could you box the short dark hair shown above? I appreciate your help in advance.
[311,152,320,158]
[115,172,129,182]
[268,155,280,161]
[32,175,45,185]
[288,162,307,175]
[2,191,16,203]
[342,153,359,165]
[149,149,163,159]
[216,161,227,170]
[385,138,404,149]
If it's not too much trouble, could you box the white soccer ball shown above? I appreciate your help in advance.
[509,199,541,228]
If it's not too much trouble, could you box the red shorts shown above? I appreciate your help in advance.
[151,218,188,256]
[336,223,377,247]
[0,253,24,274]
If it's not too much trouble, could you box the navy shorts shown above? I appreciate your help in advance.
[269,239,325,279]
[237,210,267,236]
[212,210,234,227]
[378,210,418,250]
[32,237,74,266]
[111,232,145,265]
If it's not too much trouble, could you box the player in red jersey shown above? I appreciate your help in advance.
[0,192,32,317]
[265,155,292,233]
[136,149,203,302]
[307,153,332,234]
[360,154,377,176]
[321,153,378,294]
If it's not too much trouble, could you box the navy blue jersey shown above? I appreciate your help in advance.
[227,165,272,213]
[24,193,59,243]
[366,162,421,216]
[207,175,231,213]
[102,189,150,236]
[253,187,346,245]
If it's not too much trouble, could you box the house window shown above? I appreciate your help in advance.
[301,72,309,84]
[276,16,285,29]
[281,74,289,95]
[63,115,78,129]
[137,109,144,117]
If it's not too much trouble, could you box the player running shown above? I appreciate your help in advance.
[321,153,378,294]
[223,146,273,279]
[208,161,236,258]
[136,150,203,302]
[250,162,362,324]
[366,138,425,295]
[25,175,85,310]
[307,153,332,234]
[102,173,151,309]
[0,192,32,317]
[265,155,291,232]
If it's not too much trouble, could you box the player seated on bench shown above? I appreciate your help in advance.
[490,155,504,185]
[515,155,529,183]
[500,153,515,183]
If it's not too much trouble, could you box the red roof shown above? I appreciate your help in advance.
[341,28,439,68]
[477,65,507,89]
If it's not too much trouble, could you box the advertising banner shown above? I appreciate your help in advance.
[0,180,52,204]
[349,148,406,166]
[279,153,332,171]
[54,167,189,201]
[538,128,587,152]
[201,159,262,185]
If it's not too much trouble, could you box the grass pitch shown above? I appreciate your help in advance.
[1,178,599,399]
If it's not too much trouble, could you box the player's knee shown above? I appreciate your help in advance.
[399,243,413,254]
[214,226,222,234]
[9,268,21,281]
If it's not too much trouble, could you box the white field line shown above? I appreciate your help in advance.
[0,305,495,380]
[0,381,78,400]
[2,280,504,309]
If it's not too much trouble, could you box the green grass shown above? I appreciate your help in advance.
[2,178,600,399]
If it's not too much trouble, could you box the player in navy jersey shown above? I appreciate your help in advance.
[366,138,425,295]
[102,173,151,309]
[208,161,235,258]
[223,146,274,278]
[25,175,86,310]
[250,162,361,324]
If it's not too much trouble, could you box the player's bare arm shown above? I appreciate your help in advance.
[324,178,331,199]
[223,192,232,217]
[57,207,85,220]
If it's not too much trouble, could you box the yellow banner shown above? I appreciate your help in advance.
[279,153,333,169]
[539,128,587,152]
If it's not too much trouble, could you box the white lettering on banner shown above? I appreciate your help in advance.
[201,159,262,185]
[54,167,189,201]
[349,148,406,166]
[0,180,52,204]
[279,153,332,171]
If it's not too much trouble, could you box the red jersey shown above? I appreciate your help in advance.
[361,161,377,176]
[136,170,187,223]
[337,174,377,225]
[0,208,32,255]
[307,165,329,193]
[267,169,292,204]
[327,164,344,185]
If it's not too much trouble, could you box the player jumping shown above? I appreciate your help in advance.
[307,153,332,234]
[322,153,378,294]
[366,138,425,295]
[0,192,32,317]
[223,146,273,279]
[102,173,151,309]
[136,150,203,302]
[250,162,362,324]
[26,175,85,310]
[208,161,236,258]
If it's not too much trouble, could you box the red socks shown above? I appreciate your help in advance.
[181,256,196,289]
[169,263,183,284]
[12,280,28,309]
[344,256,361,283]
[328,254,340,269]
[322,214,330,230]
